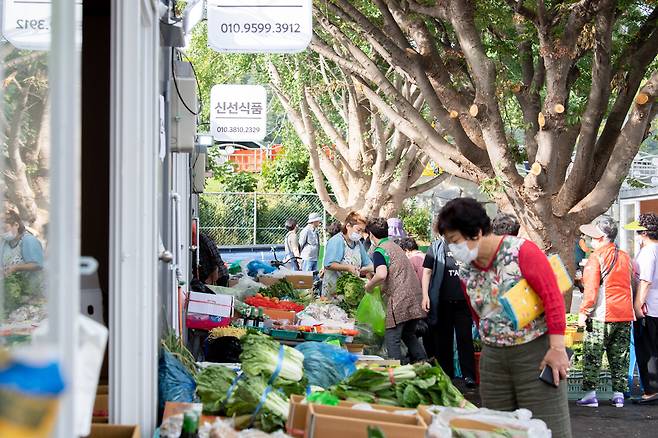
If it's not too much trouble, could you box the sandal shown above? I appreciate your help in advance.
[638,393,658,404]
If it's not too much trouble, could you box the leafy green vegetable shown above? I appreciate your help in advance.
[336,273,366,308]
[327,363,474,409]
[195,365,238,414]
[226,375,290,432]
[240,332,305,382]
[368,427,387,438]
[260,279,296,299]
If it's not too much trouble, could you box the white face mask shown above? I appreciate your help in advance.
[2,231,16,242]
[449,241,479,264]
[349,232,362,243]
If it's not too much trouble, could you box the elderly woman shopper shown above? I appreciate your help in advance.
[437,198,571,438]
[365,218,427,363]
[577,217,634,408]
[322,211,372,297]
[1,210,45,308]
[631,213,658,404]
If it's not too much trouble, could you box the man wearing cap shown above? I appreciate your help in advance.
[298,213,322,273]
[577,216,634,408]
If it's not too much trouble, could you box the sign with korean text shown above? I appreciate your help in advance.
[207,0,312,53]
[2,0,83,51]
[210,84,267,141]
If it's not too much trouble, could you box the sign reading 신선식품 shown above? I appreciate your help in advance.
[210,84,267,142]
[207,0,312,53]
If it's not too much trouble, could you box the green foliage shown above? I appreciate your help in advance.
[399,202,431,243]
[260,143,311,193]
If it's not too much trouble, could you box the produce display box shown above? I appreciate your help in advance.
[304,403,426,438]
[287,395,414,437]
[85,424,140,438]
[258,273,314,289]
[263,308,297,322]
[567,371,613,400]
[92,394,109,423]
[302,332,346,343]
[270,329,301,340]
[345,343,365,354]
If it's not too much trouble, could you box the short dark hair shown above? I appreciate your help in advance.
[639,213,658,240]
[437,198,492,239]
[398,237,419,251]
[366,217,388,239]
[492,214,520,236]
[326,221,342,237]
[285,218,297,231]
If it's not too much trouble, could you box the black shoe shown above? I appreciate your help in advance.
[464,377,477,388]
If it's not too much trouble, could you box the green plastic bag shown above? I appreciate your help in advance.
[356,287,386,337]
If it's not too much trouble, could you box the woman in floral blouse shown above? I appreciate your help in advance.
[437,198,571,438]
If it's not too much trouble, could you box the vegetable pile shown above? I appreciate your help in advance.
[194,332,306,432]
[336,273,366,313]
[327,363,474,409]
[259,279,296,299]
[245,295,305,312]
[240,332,305,384]
[196,366,239,414]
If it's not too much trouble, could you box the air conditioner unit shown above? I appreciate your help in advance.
[170,60,197,153]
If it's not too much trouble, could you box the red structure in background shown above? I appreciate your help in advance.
[229,144,284,172]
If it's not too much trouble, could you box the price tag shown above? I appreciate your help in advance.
[210,84,267,142]
[207,0,312,53]
[2,0,82,51]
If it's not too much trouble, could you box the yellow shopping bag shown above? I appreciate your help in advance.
[500,255,573,330]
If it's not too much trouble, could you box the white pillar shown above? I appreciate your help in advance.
[50,0,81,435]
[109,0,160,434]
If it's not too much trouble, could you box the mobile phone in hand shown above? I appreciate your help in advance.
[539,348,574,388]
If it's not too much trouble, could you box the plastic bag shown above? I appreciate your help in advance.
[425,406,551,438]
[158,350,197,415]
[307,391,340,406]
[295,342,357,388]
[355,287,386,337]
[246,260,276,278]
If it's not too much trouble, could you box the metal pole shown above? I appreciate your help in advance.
[253,192,258,245]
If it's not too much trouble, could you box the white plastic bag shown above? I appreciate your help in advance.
[426,406,551,438]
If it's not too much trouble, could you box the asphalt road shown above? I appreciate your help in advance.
[454,380,658,437]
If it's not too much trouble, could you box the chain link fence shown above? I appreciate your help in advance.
[199,192,330,246]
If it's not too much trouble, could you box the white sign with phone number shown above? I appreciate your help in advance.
[2,0,82,51]
[210,84,267,142]
[207,0,312,53]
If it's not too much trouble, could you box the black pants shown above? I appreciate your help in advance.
[385,319,427,364]
[634,315,658,394]
[425,300,476,380]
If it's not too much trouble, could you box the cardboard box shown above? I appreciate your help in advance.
[259,273,314,289]
[97,384,109,395]
[92,394,109,423]
[86,424,140,438]
[263,308,296,322]
[188,292,233,318]
[304,404,426,438]
[287,395,414,437]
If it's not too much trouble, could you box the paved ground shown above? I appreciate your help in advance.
[453,380,658,437]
